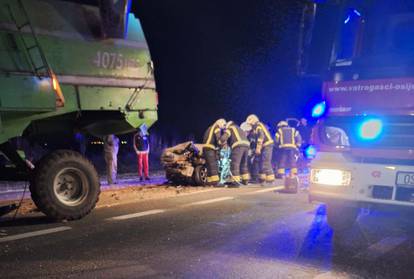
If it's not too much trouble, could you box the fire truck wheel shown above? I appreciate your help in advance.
[193,165,208,186]
[326,204,359,233]
[30,150,100,221]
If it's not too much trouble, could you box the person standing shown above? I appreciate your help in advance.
[246,114,275,184]
[133,129,150,181]
[103,134,119,184]
[222,121,250,186]
[74,129,87,156]
[297,118,311,147]
[275,121,302,178]
[202,119,226,186]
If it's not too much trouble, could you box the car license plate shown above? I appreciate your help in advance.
[396,172,414,187]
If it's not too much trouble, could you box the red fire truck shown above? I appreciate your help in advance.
[300,0,414,233]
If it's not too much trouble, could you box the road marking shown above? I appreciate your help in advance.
[182,196,234,207]
[107,209,166,221]
[0,226,72,243]
[354,236,407,260]
[244,186,285,194]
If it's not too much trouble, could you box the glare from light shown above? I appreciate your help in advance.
[304,145,317,159]
[52,76,58,91]
[311,101,326,118]
[344,8,361,24]
[385,166,396,170]
[358,119,383,140]
[344,15,351,24]
[311,169,351,186]
[36,77,52,92]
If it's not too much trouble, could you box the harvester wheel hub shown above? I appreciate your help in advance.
[53,167,89,206]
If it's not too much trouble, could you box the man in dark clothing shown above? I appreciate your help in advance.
[222,121,250,185]
[297,118,311,147]
[246,114,275,184]
[275,121,302,178]
[133,129,150,181]
[74,129,87,156]
[202,119,226,185]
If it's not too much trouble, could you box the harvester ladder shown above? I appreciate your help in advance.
[6,0,65,106]
[6,0,52,79]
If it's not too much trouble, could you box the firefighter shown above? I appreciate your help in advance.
[241,122,259,182]
[275,121,302,178]
[103,134,119,184]
[297,118,311,148]
[222,121,250,186]
[202,119,226,185]
[246,114,275,184]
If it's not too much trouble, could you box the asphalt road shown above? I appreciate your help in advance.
[0,185,413,279]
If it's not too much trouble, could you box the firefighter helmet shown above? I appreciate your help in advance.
[246,114,259,125]
[277,121,288,127]
[215,118,226,129]
[225,121,234,129]
[240,122,252,133]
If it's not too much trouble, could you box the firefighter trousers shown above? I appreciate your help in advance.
[230,146,250,183]
[276,148,298,175]
[203,148,219,185]
[259,145,275,182]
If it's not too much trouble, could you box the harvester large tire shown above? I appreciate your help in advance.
[31,150,100,220]
[193,165,208,186]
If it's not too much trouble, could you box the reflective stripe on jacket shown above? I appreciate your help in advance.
[203,123,222,149]
[275,127,302,149]
[254,122,274,147]
[225,123,250,149]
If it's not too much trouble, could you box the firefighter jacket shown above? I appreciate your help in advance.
[222,122,250,149]
[253,122,274,150]
[203,123,224,150]
[275,127,302,149]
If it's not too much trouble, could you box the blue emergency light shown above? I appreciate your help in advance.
[304,145,317,159]
[358,118,383,140]
[311,101,326,118]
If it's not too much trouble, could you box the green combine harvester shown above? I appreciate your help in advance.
[0,0,157,220]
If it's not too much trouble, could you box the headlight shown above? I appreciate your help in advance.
[324,126,350,147]
[311,169,351,186]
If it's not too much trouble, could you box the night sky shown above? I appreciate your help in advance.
[134,0,317,140]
